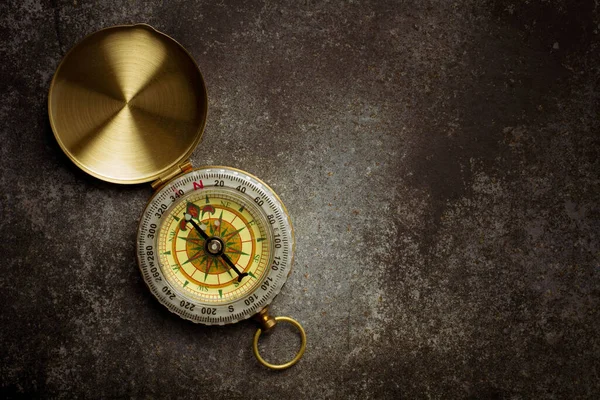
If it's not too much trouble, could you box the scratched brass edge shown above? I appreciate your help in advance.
[47,23,208,185]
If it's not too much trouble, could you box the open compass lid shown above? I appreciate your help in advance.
[48,24,208,184]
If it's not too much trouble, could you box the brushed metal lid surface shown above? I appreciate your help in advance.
[48,24,208,184]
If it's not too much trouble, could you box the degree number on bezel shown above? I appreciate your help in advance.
[136,167,294,325]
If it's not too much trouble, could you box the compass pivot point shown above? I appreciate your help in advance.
[206,238,224,255]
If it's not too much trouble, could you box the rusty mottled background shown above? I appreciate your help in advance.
[1,1,599,399]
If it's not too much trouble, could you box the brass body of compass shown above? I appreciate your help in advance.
[48,24,207,184]
[48,24,305,370]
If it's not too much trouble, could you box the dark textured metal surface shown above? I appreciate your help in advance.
[1,1,599,398]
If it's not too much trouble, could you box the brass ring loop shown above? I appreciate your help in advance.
[252,316,306,370]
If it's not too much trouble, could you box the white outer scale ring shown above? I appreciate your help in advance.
[136,166,294,325]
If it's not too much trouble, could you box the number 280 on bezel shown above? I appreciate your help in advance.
[136,166,294,325]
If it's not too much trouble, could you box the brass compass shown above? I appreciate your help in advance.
[48,24,306,370]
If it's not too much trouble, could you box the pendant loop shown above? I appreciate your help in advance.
[252,316,306,370]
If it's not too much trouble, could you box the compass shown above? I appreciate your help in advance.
[139,167,293,324]
[48,24,306,369]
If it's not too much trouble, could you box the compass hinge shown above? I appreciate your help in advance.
[151,161,193,191]
[254,307,277,332]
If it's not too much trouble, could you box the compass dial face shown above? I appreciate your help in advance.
[137,167,294,325]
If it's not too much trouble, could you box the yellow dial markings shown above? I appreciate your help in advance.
[173,208,255,285]
[157,192,271,304]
